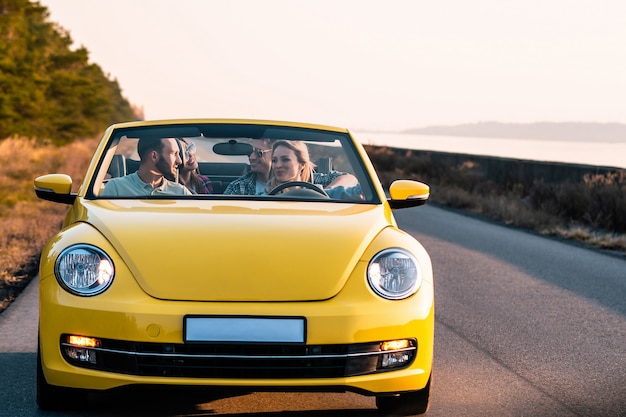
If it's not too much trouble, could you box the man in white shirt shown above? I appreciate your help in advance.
[101,137,192,197]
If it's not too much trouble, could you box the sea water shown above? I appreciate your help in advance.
[354,131,626,169]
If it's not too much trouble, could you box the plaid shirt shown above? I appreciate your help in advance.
[223,172,258,195]
[223,171,347,195]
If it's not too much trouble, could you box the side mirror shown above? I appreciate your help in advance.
[34,174,76,205]
[388,180,430,209]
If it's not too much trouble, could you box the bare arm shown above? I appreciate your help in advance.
[326,173,358,188]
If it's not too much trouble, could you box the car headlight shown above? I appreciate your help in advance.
[54,244,115,296]
[367,248,422,300]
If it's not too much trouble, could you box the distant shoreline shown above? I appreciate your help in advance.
[397,121,626,143]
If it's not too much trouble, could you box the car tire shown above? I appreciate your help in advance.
[36,339,88,410]
[375,374,431,416]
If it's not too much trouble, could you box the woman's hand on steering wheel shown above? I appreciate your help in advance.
[267,181,329,197]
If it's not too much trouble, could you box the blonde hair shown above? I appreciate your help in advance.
[267,140,316,191]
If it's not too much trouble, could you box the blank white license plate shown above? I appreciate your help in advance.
[184,316,306,343]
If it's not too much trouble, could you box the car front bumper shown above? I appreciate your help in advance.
[39,263,434,396]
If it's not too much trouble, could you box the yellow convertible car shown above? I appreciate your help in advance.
[34,119,434,415]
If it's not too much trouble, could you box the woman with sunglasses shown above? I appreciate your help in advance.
[178,139,213,194]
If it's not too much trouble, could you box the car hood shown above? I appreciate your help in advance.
[82,200,392,301]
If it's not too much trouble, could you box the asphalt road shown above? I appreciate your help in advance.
[0,204,625,417]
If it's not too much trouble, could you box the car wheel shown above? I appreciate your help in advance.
[37,339,88,410]
[375,375,431,416]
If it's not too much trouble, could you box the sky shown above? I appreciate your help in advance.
[39,0,626,132]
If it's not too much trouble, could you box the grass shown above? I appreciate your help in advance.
[0,138,623,314]
[0,137,97,312]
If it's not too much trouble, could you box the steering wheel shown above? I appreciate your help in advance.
[268,181,329,197]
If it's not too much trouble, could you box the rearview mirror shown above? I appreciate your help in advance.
[213,140,253,156]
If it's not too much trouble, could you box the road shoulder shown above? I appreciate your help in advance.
[0,277,38,352]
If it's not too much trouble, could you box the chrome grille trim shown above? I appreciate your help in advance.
[61,343,416,360]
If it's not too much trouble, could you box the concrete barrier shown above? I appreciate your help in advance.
[385,148,624,186]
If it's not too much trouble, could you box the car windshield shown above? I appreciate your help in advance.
[88,123,379,203]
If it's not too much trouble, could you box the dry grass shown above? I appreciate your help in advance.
[551,225,626,252]
[366,145,626,256]
[0,137,97,312]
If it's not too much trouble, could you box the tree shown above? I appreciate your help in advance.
[0,0,139,143]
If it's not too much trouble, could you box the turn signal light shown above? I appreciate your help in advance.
[381,339,411,351]
[67,335,100,348]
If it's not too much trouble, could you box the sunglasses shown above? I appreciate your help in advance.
[251,147,271,158]
[184,142,196,160]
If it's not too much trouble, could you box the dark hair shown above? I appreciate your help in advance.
[137,137,165,161]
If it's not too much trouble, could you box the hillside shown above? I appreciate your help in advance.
[404,122,626,143]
